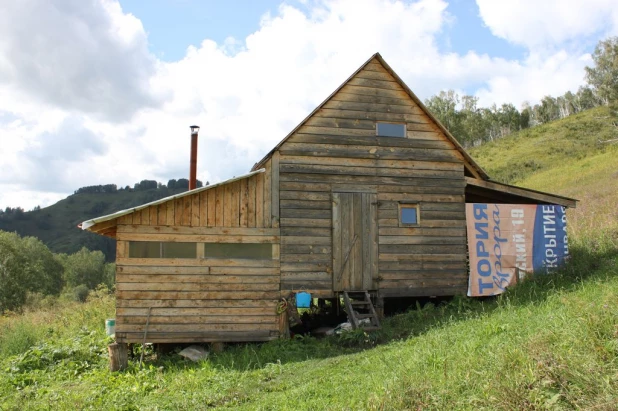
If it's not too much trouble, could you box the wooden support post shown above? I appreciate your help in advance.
[278,309,290,339]
[108,343,128,372]
[376,296,385,320]
[211,342,225,353]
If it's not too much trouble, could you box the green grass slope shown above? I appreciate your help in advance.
[469,105,618,245]
[1,107,617,409]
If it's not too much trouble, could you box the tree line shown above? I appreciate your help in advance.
[426,37,618,147]
[74,178,207,195]
[0,230,114,313]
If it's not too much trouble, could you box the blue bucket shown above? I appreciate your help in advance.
[296,291,311,308]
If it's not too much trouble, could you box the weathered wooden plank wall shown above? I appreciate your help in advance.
[113,168,282,344]
[278,58,468,298]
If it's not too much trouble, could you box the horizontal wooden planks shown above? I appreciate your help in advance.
[280,142,463,162]
[116,298,278,308]
[117,257,280,268]
[116,331,278,344]
[117,233,279,243]
[116,282,279,292]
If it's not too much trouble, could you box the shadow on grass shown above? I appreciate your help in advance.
[150,242,617,373]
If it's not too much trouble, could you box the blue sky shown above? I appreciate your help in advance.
[122,0,527,62]
[0,0,616,210]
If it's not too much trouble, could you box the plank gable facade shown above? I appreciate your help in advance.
[276,56,467,298]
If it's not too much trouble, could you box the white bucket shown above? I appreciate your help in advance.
[105,319,116,336]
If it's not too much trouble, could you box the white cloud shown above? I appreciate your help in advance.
[0,0,164,122]
[476,0,618,49]
[0,0,616,211]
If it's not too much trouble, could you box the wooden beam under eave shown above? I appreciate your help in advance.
[89,218,119,237]
[465,177,577,208]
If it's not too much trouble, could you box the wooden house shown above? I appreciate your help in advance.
[82,53,576,345]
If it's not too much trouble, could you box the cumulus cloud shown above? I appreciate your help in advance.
[1,0,616,211]
[476,0,618,49]
[0,115,108,192]
[0,0,164,121]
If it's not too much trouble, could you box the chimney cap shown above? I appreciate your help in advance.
[190,125,200,135]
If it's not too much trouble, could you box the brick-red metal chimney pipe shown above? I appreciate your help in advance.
[189,125,199,190]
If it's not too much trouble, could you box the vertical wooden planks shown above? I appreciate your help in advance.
[230,181,240,227]
[215,186,224,227]
[158,204,166,225]
[361,193,378,290]
[174,198,183,226]
[196,241,204,259]
[332,193,342,291]
[149,206,158,226]
[166,201,174,226]
[116,240,127,258]
[272,243,280,260]
[191,194,200,226]
[182,196,192,226]
[340,193,351,291]
[271,152,280,228]
[368,193,378,288]
[361,193,372,290]
[247,176,256,228]
[351,193,363,289]
[133,209,142,225]
[207,189,216,227]
[331,192,376,291]
[263,160,272,228]
[239,178,249,227]
[224,183,233,226]
[199,191,208,227]
[255,173,264,228]
[142,207,150,226]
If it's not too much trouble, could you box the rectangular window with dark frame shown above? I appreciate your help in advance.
[376,122,406,138]
[204,243,272,259]
[128,241,274,260]
[399,203,420,226]
[128,241,197,259]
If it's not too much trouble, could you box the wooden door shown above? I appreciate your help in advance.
[332,192,378,291]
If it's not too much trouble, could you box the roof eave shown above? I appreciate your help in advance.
[81,169,266,233]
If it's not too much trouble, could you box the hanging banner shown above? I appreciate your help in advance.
[466,204,569,297]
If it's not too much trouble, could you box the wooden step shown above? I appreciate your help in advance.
[342,291,381,331]
[350,301,370,306]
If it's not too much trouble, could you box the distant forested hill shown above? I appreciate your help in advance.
[0,178,204,261]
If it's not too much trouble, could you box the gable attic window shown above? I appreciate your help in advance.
[376,122,406,138]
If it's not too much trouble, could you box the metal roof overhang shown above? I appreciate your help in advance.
[465,177,577,208]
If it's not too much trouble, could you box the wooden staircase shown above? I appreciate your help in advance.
[342,291,381,331]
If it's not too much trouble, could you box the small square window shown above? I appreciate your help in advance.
[399,204,420,225]
[377,122,406,138]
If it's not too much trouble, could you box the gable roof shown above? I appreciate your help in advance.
[252,52,489,180]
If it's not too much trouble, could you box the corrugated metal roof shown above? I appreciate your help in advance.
[80,169,265,231]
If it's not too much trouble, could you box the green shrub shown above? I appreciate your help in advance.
[72,285,90,303]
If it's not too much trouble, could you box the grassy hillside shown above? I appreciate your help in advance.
[0,186,186,260]
[469,105,618,244]
[1,108,617,409]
